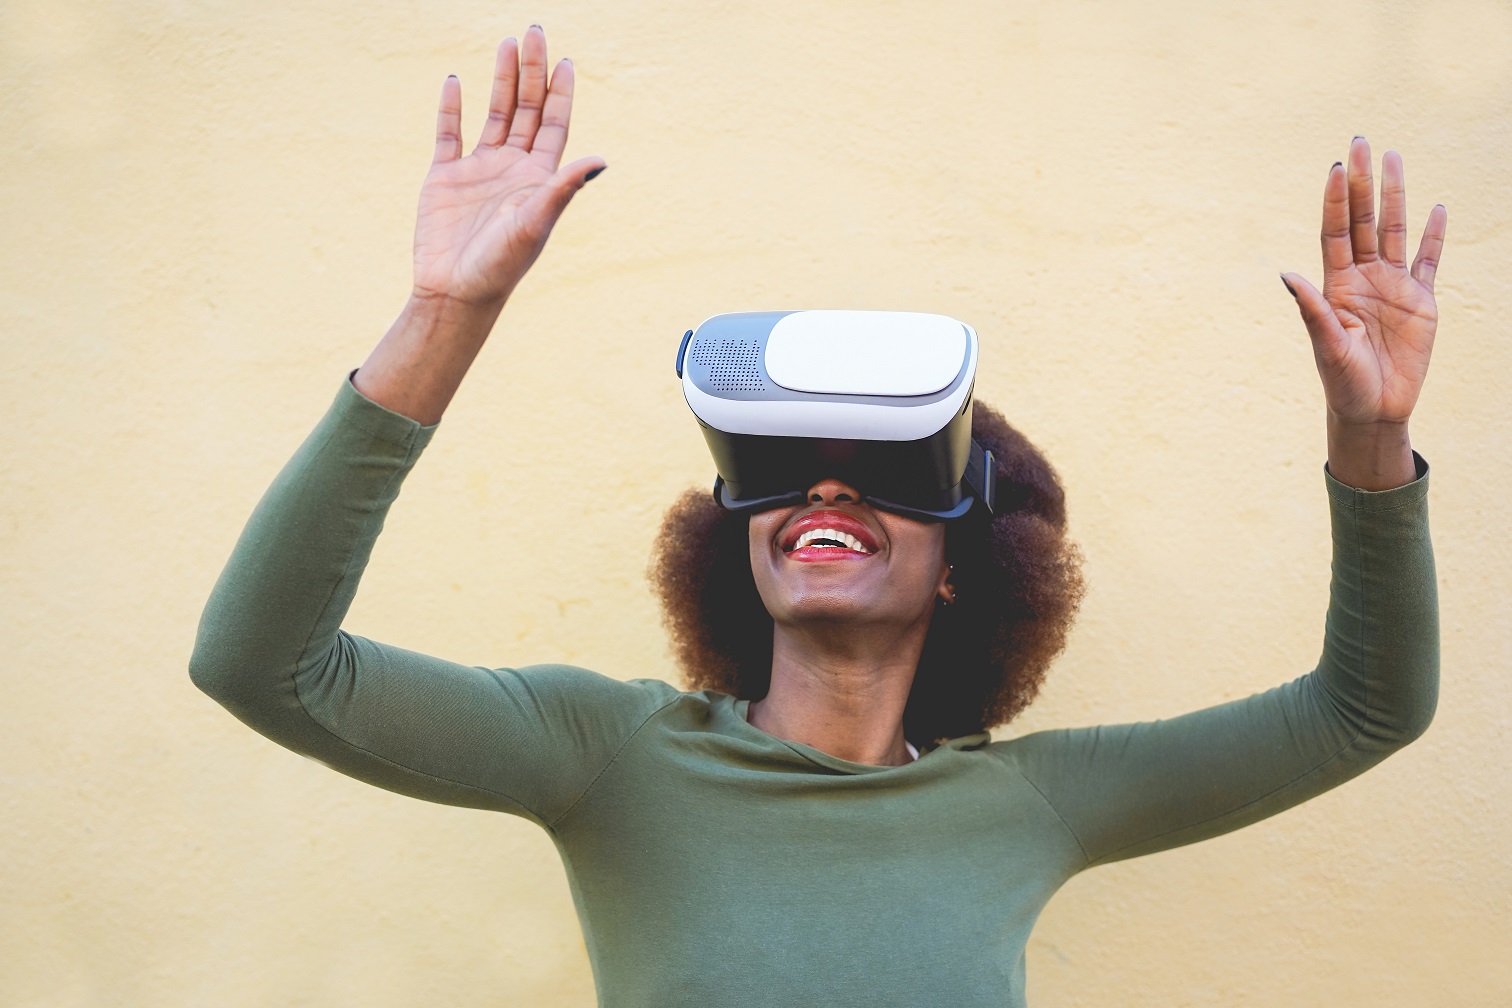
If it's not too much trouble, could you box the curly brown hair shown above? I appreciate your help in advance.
[649,402,1084,746]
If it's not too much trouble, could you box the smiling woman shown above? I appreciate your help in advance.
[188,25,1444,1008]
[651,399,1083,749]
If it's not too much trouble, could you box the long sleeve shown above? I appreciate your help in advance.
[189,375,678,828]
[994,455,1438,869]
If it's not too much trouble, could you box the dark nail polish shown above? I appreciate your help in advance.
[584,166,606,182]
[1280,274,1297,297]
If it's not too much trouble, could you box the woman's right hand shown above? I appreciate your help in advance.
[411,26,604,308]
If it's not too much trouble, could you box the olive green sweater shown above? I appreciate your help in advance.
[190,376,1438,1007]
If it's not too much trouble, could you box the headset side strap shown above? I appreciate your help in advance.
[964,440,996,516]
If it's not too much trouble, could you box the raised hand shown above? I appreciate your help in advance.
[353,27,604,425]
[411,26,605,307]
[1282,138,1447,426]
[1281,138,1447,490]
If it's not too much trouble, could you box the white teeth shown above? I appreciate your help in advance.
[792,528,872,553]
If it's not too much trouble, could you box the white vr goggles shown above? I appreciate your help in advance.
[677,310,996,522]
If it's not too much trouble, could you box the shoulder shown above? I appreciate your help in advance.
[981,727,1094,778]
[498,663,686,727]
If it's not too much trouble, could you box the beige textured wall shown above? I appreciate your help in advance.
[3,1,1509,1005]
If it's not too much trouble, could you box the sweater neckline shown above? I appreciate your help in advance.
[729,697,989,775]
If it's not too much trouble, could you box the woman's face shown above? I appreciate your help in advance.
[747,477,954,628]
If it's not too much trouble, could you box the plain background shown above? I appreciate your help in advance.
[3,1,1509,1005]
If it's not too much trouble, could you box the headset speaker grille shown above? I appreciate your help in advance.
[691,337,768,392]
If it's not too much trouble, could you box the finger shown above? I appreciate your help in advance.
[1320,161,1353,275]
[1346,136,1378,263]
[531,59,576,167]
[476,37,519,150]
[432,75,463,165]
[505,25,549,151]
[1377,150,1408,266]
[517,156,607,233]
[1281,272,1351,364]
[1410,203,1448,293]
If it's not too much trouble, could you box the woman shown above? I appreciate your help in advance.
[191,27,1445,1006]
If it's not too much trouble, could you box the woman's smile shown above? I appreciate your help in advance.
[778,508,880,562]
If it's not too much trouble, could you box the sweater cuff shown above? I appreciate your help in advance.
[1323,451,1430,511]
[330,369,440,450]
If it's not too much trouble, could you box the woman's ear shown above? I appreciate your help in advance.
[936,563,956,607]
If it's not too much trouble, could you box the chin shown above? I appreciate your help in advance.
[767,580,906,627]
[782,596,876,624]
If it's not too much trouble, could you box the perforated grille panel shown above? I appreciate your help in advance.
[690,337,768,392]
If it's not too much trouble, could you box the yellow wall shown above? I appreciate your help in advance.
[4,1,1510,1005]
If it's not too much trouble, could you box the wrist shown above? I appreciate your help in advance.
[351,295,507,426]
[1325,413,1416,491]
[403,289,508,331]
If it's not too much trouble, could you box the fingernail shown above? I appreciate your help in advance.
[530,23,542,30]
[447,74,457,80]
[1280,273,1297,297]
[584,166,606,182]
[1352,135,1364,140]
[1332,161,1343,169]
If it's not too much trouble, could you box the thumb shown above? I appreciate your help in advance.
[1280,272,1349,364]
[519,156,606,234]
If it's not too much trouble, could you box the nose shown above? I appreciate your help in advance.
[806,477,863,506]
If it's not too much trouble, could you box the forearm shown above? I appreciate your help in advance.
[1313,450,1438,744]
[1326,413,1416,491]
[353,293,505,426]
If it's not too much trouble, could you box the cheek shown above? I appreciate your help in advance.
[746,513,780,563]
[884,523,948,592]
[746,514,785,596]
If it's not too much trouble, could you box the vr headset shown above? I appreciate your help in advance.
[677,310,995,522]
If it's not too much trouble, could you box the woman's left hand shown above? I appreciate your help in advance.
[1281,137,1447,489]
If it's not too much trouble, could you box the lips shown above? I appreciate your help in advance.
[778,509,881,557]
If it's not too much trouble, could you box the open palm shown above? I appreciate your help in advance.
[411,28,603,307]
[1282,138,1448,426]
